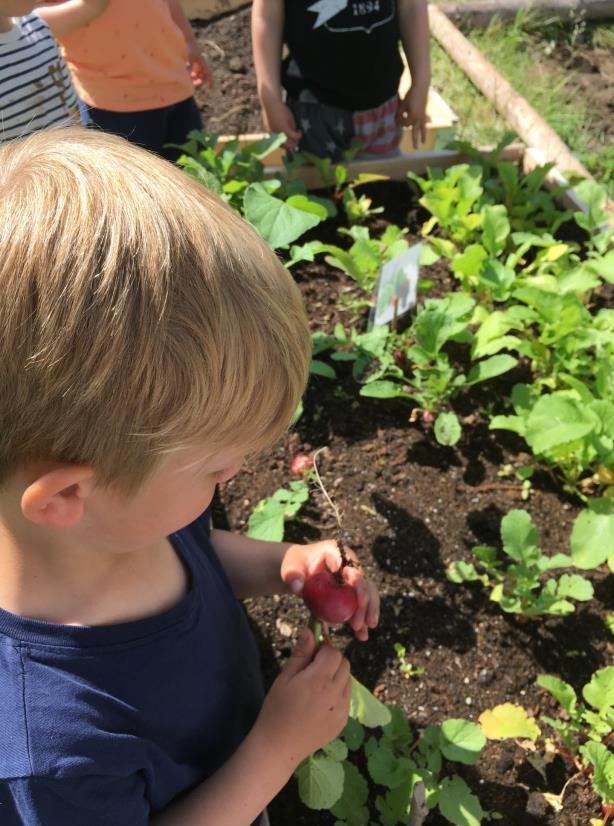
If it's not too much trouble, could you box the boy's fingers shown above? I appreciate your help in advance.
[283,628,316,678]
[309,642,343,679]
[366,581,380,628]
[332,655,351,685]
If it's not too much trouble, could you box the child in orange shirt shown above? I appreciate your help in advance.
[37,0,212,159]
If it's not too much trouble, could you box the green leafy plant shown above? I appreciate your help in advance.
[537,667,614,805]
[322,294,516,446]
[490,382,614,495]
[298,703,494,825]
[447,509,595,616]
[290,150,388,224]
[246,480,309,542]
[176,131,334,249]
[291,224,410,293]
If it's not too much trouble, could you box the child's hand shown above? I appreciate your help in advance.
[255,628,351,765]
[281,540,380,641]
[397,84,429,149]
[262,99,302,150]
[187,40,213,89]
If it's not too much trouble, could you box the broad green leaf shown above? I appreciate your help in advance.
[296,754,344,809]
[539,553,573,571]
[243,131,286,159]
[466,354,517,385]
[324,738,349,762]
[382,705,413,750]
[350,677,391,728]
[580,742,614,805]
[437,775,484,826]
[489,414,525,436]
[359,381,407,399]
[331,763,370,826]
[556,574,594,602]
[367,744,414,789]
[451,243,488,278]
[244,184,321,249]
[571,499,614,569]
[341,717,365,752]
[286,194,330,220]
[375,777,415,826]
[419,243,441,265]
[310,359,336,379]
[447,560,488,585]
[434,412,462,446]
[179,158,223,193]
[482,203,510,256]
[583,667,614,713]
[479,259,515,300]
[536,675,577,715]
[589,249,614,284]
[501,510,539,561]
[440,720,486,765]
[525,394,596,454]
[479,703,540,740]
[472,310,522,359]
[246,480,308,542]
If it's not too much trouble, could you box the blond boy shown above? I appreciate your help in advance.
[0,128,379,825]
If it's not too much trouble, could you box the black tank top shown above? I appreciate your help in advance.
[282,0,403,111]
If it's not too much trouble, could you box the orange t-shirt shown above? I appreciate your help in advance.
[59,0,194,112]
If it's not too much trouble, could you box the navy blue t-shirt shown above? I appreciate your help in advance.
[0,512,264,825]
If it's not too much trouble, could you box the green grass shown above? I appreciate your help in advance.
[430,14,614,194]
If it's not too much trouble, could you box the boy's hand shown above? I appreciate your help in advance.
[187,40,213,89]
[281,540,380,641]
[397,84,429,149]
[261,99,302,150]
[255,628,351,765]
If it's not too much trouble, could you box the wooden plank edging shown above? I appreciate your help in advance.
[438,0,614,27]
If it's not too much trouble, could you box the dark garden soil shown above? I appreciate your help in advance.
[192,6,262,135]
[191,10,613,825]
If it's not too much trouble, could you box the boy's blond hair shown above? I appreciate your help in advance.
[0,128,311,489]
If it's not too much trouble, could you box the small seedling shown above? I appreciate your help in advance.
[393,642,425,679]
[498,463,534,500]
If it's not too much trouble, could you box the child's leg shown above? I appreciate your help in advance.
[286,99,353,161]
[352,95,402,158]
[87,107,168,156]
[162,97,203,162]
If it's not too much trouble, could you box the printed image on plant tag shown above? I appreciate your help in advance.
[370,242,422,327]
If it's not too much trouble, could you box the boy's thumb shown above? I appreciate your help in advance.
[283,628,315,677]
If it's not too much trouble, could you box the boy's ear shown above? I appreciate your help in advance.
[21,465,96,529]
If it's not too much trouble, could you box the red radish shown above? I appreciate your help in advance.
[291,454,313,476]
[303,570,357,624]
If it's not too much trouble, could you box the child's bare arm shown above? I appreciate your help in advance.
[397,0,431,147]
[210,530,380,641]
[251,0,301,148]
[34,0,109,37]
[152,629,351,826]
[166,0,213,88]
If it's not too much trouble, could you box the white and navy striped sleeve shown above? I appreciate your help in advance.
[0,13,79,144]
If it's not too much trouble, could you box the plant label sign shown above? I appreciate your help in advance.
[370,243,422,328]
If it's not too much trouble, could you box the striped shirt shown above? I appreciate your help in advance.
[0,14,79,144]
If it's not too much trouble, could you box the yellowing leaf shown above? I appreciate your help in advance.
[479,704,540,741]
